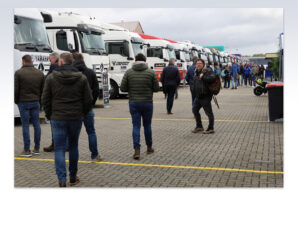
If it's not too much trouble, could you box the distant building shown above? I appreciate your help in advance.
[111,21,144,34]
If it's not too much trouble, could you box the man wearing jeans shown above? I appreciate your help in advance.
[120,53,159,160]
[42,53,92,187]
[14,55,44,157]
[73,52,102,162]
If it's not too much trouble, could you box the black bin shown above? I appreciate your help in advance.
[266,82,283,121]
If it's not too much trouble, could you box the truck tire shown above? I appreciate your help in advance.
[110,80,119,99]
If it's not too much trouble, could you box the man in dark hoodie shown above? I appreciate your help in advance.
[192,59,216,134]
[161,58,181,114]
[120,53,159,160]
[72,52,102,162]
[42,52,93,187]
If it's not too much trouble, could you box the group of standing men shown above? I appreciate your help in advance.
[15,52,102,187]
[15,52,217,187]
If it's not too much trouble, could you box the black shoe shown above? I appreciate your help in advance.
[203,128,215,134]
[69,176,80,186]
[147,147,154,154]
[44,144,54,152]
[59,181,66,187]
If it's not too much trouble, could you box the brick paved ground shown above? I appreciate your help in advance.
[14,85,283,187]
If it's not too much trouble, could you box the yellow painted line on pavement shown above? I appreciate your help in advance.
[94,117,267,123]
[15,157,283,175]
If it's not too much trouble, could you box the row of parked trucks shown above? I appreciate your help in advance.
[14,9,244,117]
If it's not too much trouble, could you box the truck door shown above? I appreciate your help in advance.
[105,41,131,74]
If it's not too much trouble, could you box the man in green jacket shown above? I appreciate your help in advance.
[120,53,159,160]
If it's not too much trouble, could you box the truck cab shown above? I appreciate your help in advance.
[14,8,52,117]
[102,30,147,98]
[42,11,110,98]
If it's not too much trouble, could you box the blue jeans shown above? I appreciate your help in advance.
[83,109,99,159]
[51,120,82,182]
[129,102,153,149]
[231,76,238,88]
[18,101,41,151]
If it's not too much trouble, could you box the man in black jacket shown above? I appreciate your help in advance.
[42,52,93,187]
[161,58,181,114]
[72,52,102,162]
[192,59,216,134]
[15,55,44,156]
[44,52,59,152]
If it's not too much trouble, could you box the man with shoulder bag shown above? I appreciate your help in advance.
[191,58,217,134]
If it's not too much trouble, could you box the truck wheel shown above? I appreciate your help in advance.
[254,86,263,96]
[110,80,119,99]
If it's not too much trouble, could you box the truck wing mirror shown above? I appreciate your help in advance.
[14,16,21,24]
[41,12,53,23]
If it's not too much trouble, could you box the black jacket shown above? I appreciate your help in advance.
[161,64,181,87]
[73,60,99,106]
[192,68,216,98]
[46,60,59,77]
[41,65,93,121]
[14,64,44,104]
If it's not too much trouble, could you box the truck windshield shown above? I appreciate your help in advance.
[14,16,50,52]
[191,50,198,57]
[184,52,190,62]
[132,42,145,56]
[167,49,176,59]
[219,56,223,63]
[80,31,105,52]
[214,55,219,63]
[200,53,208,62]
[208,53,214,62]
[147,47,163,58]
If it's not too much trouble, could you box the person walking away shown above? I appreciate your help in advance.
[44,52,60,152]
[185,56,198,105]
[250,64,257,87]
[161,58,181,114]
[72,52,103,162]
[120,53,159,160]
[42,52,93,187]
[240,63,245,86]
[191,59,216,134]
[244,65,251,87]
[15,55,44,157]
[222,65,230,88]
[230,61,239,89]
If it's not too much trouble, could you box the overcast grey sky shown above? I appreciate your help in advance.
[46,8,283,55]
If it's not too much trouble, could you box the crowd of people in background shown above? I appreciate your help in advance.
[219,62,273,89]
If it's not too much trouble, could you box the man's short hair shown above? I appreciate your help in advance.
[22,55,32,63]
[169,58,175,65]
[196,58,205,66]
[135,53,146,62]
[192,56,198,64]
[49,52,59,59]
[72,52,84,61]
[60,52,73,65]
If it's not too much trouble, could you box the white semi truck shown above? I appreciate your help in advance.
[139,34,177,86]
[14,8,52,117]
[41,10,110,98]
[102,29,147,98]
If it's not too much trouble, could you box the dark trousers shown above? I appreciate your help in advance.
[164,85,177,113]
[192,96,214,130]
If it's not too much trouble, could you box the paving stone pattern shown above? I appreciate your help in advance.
[14,86,283,187]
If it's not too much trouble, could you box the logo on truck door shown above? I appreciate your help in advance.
[154,63,166,68]
[112,61,130,66]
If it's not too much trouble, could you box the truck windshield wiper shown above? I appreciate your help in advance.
[15,43,38,50]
